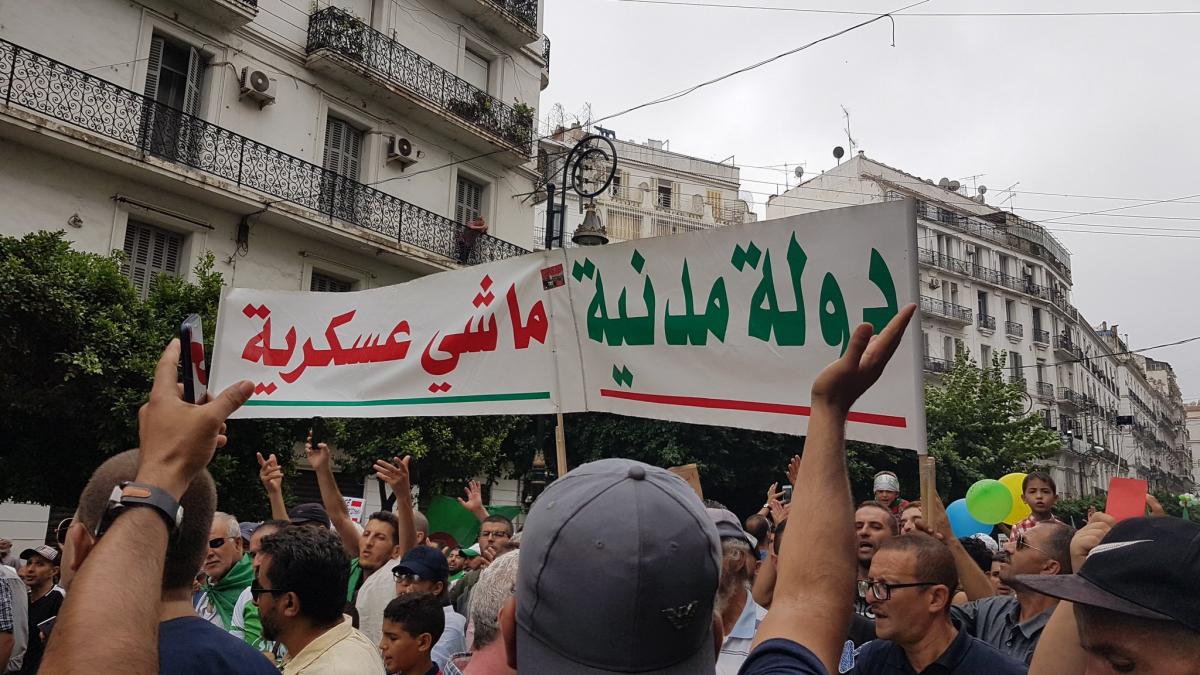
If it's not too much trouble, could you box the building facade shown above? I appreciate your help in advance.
[532,125,756,248]
[1187,404,1200,487]
[1,0,546,538]
[766,154,1193,496]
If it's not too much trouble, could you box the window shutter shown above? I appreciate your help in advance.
[455,177,482,225]
[323,118,345,174]
[144,36,164,101]
[122,221,182,299]
[183,46,203,117]
[343,124,361,179]
[323,118,362,179]
[311,272,352,292]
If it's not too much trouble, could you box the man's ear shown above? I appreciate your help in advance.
[501,596,517,669]
[1042,557,1062,576]
[69,524,94,573]
[419,632,434,653]
[929,585,952,614]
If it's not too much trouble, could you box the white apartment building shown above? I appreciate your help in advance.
[0,0,546,547]
[532,125,756,248]
[766,154,1192,496]
[1187,404,1200,486]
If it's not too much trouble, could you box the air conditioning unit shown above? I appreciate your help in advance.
[928,277,942,290]
[239,67,276,107]
[1022,265,1032,276]
[964,244,976,255]
[386,135,420,167]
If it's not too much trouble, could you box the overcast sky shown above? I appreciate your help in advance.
[542,0,1200,402]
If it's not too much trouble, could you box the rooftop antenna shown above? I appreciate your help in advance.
[841,105,858,158]
[998,181,1020,209]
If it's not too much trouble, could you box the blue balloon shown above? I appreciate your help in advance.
[946,498,990,538]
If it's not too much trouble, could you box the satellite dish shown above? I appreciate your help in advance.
[833,146,845,159]
[948,180,961,191]
[978,185,988,195]
[938,178,950,188]
[794,166,804,180]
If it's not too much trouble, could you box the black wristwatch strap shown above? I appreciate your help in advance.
[95,482,183,538]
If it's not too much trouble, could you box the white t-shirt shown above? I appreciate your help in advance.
[354,558,400,648]
[433,606,467,670]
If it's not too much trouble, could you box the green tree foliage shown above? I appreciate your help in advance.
[925,352,1062,497]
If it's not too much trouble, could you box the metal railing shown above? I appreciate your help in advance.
[920,296,973,323]
[1005,321,1024,338]
[490,0,539,30]
[915,200,1071,283]
[1033,328,1050,344]
[541,35,550,65]
[1059,387,1079,404]
[978,314,996,330]
[1036,381,1055,399]
[917,248,1050,300]
[924,355,953,374]
[306,7,533,151]
[0,38,527,266]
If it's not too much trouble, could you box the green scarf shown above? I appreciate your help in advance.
[202,554,264,649]
[346,558,363,604]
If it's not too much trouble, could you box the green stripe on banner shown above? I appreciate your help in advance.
[243,391,552,407]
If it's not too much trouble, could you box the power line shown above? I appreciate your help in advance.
[611,0,1200,18]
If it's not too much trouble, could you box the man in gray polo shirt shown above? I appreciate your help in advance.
[947,520,1074,664]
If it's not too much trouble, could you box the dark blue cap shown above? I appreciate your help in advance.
[394,545,450,582]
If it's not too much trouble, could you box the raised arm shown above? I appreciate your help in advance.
[457,480,489,522]
[257,452,288,522]
[752,304,915,673]
[40,339,252,675]
[374,456,418,555]
[921,491,996,601]
[306,438,360,557]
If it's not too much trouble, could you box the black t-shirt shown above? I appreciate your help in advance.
[17,587,64,675]
[159,616,281,674]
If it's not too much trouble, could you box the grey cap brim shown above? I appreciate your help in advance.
[517,619,716,674]
[1016,573,1174,621]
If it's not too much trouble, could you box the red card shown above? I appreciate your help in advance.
[1106,478,1148,522]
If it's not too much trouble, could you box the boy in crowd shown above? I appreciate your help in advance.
[1012,471,1062,538]
[381,593,445,675]
[16,545,64,675]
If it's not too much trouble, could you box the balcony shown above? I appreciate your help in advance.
[1005,321,1024,338]
[915,201,1072,284]
[1058,387,1080,408]
[920,296,973,325]
[918,248,971,276]
[1009,375,1027,391]
[539,36,550,89]
[0,38,527,267]
[924,355,953,375]
[171,0,257,25]
[978,314,996,331]
[1053,335,1081,360]
[1036,381,1055,400]
[1033,328,1050,345]
[443,0,539,45]
[306,7,534,166]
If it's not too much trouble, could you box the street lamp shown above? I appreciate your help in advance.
[572,201,608,246]
[522,450,549,509]
[544,133,618,250]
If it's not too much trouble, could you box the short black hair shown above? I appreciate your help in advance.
[744,514,770,546]
[259,526,349,624]
[878,534,958,612]
[367,511,400,546]
[957,536,993,572]
[76,450,216,592]
[1032,521,1075,575]
[481,514,513,536]
[1023,471,1057,494]
[384,592,446,644]
[857,500,899,535]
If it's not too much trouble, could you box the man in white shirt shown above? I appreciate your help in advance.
[392,547,466,670]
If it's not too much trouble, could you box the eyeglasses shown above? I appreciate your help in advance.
[249,581,292,603]
[1015,533,1053,557]
[393,571,425,584]
[55,518,74,546]
[857,579,940,601]
[479,530,510,540]
[208,537,234,549]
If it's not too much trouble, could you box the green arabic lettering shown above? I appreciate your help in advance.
[862,248,899,334]
[745,235,807,346]
[665,261,729,345]
[586,269,619,345]
[819,271,850,356]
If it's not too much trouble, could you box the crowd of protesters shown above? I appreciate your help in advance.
[3,304,1198,674]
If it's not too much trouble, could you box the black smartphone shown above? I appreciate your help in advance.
[310,416,326,450]
[781,485,794,504]
[179,314,207,404]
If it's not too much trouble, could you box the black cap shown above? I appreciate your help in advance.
[288,502,331,528]
[394,546,450,582]
[1018,517,1200,632]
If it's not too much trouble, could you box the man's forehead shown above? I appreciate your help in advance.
[869,549,915,578]
[856,506,891,523]
[481,524,510,533]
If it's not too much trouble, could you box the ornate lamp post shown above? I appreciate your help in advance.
[544,133,618,249]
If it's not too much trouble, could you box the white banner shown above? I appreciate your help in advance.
[210,200,925,450]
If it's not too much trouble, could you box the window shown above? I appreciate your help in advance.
[949,282,959,306]
[707,190,722,218]
[122,221,183,299]
[1033,308,1043,332]
[977,290,989,317]
[143,34,205,161]
[943,336,954,361]
[1005,299,1016,322]
[311,271,353,292]
[1010,351,1023,378]
[922,331,929,356]
[606,208,643,241]
[455,176,484,225]
[981,344,992,367]
[321,117,364,222]
[657,180,673,209]
[462,49,490,92]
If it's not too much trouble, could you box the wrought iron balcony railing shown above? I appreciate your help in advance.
[1033,328,1050,344]
[1005,321,1023,338]
[541,35,550,65]
[1036,381,1055,399]
[978,314,996,330]
[492,0,538,30]
[923,355,953,374]
[920,296,973,323]
[306,7,533,152]
[0,38,527,266]
[1059,387,1079,405]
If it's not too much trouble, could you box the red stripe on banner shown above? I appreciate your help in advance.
[598,389,908,428]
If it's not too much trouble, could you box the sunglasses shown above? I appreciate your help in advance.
[208,537,233,549]
[1015,533,1053,557]
[250,581,292,602]
[393,571,426,584]
[55,518,74,547]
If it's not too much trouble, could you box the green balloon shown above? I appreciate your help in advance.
[965,479,1013,525]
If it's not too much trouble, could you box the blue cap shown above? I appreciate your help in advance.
[394,545,450,582]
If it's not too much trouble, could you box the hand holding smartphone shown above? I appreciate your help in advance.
[179,314,208,404]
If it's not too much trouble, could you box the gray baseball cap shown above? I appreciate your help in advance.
[516,458,720,674]
[707,508,758,549]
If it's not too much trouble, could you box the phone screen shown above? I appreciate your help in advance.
[781,485,794,504]
[180,314,208,404]
[310,416,326,450]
